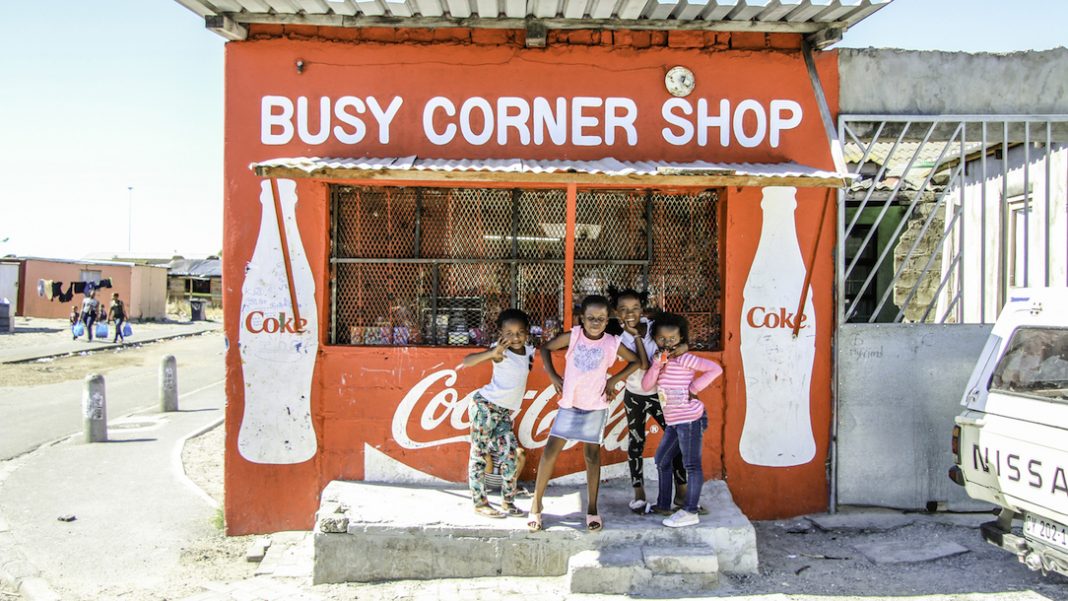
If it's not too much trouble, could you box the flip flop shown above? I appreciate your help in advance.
[474,504,506,519]
[628,499,648,513]
[502,504,526,517]
[527,512,543,531]
[586,514,603,532]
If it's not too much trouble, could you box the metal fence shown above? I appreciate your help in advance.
[329,185,721,347]
[838,116,1068,325]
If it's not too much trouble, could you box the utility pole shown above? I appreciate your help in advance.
[127,186,134,252]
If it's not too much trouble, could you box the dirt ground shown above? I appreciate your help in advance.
[0,317,217,387]
[177,422,1068,600]
[182,422,225,506]
[724,517,1068,599]
[0,347,146,386]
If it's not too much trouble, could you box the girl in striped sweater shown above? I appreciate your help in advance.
[636,313,723,528]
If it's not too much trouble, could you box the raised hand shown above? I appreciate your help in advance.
[491,337,508,361]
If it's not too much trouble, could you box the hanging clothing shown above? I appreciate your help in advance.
[73,282,87,294]
[98,278,112,289]
[57,284,75,303]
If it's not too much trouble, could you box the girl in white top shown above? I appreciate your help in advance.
[609,286,689,512]
[461,309,534,518]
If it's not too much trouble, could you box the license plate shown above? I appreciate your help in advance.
[1024,514,1068,552]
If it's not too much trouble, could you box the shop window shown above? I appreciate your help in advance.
[329,186,721,349]
[1007,196,1032,289]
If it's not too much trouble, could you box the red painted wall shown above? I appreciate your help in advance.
[222,30,838,534]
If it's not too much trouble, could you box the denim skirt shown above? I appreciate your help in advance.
[549,407,608,444]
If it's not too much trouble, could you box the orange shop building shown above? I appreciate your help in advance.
[176,0,886,535]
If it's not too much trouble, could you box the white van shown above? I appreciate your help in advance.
[950,287,1068,577]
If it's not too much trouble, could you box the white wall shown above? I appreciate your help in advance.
[941,144,1068,323]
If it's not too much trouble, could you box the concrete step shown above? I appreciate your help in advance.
[637,544,720,596]
[643,543,719,574]
[568,543,720,595]
[313,479,757,584]
[568,548,648,595]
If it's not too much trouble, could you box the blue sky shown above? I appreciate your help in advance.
[1,0,1065,260]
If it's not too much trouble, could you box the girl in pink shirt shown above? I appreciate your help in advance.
[527,295,645,532]
[636,313,723,528]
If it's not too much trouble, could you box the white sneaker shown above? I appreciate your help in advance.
[663,509,699,528]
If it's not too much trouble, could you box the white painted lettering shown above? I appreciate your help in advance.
[532,97,567,145]
[697,98,731,147]
[261,95,295,145]
[297,96,331,145]
[770,99,803,148]
[333,96,367,145]
[460,97,494,146]
[571,96,603,147]
[367,96,403,144]
[734,99,767,148]
[604,97,638,146]
[496,97,531,145]
[423,96,457,145]
[661,98,694,146]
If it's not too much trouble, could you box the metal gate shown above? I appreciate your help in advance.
[834,115,1068,509]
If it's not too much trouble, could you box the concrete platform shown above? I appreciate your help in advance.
[313,479,757,589]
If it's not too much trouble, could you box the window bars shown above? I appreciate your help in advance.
[329,185,721,347]
[838,116,1068,325]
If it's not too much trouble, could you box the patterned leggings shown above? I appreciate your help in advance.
[625,390,686,489]
[468,394,520,506]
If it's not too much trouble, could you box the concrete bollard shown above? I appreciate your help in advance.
[82,374,107,443]
[160,355,178,412]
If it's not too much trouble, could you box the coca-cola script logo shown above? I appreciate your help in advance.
[243,310,309,334]
[390,369,636,452]
[746,306,808,330]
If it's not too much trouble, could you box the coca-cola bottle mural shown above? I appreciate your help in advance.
[739,186,816,467]
[238,179,319,464]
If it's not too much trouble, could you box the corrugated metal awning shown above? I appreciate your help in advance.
[250,156,851,187]
[177,0,891,40]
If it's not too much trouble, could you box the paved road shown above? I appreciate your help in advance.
[0,332,226,460]
[0,375,227,600]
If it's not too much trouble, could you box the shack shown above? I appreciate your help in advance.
[174,0,890,535]
[167,257,223,308]
[14,257,168,320]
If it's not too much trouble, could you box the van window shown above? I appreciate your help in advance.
[989,327,1068,402]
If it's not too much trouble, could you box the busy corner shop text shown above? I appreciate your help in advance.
[260,94,805,148]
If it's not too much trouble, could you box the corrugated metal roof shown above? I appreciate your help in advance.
[178,0,891,38]
[250,155,851,185]
[168,259,223,278]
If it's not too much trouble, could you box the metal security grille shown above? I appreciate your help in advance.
[838,116,1068,324]
[571,190,721,347]
[330,185,721,347]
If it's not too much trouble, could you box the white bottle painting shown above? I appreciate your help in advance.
[738,186,817,467]
[238,178,319,464]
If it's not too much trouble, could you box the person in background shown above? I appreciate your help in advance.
[108,292,127,344]
[69,305,81,340]
[81,291,99,342]
[527,295,645,532]
[638,313,723,528]
[460,309,534,519]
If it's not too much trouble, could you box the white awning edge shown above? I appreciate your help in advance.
[250,156,854,187]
